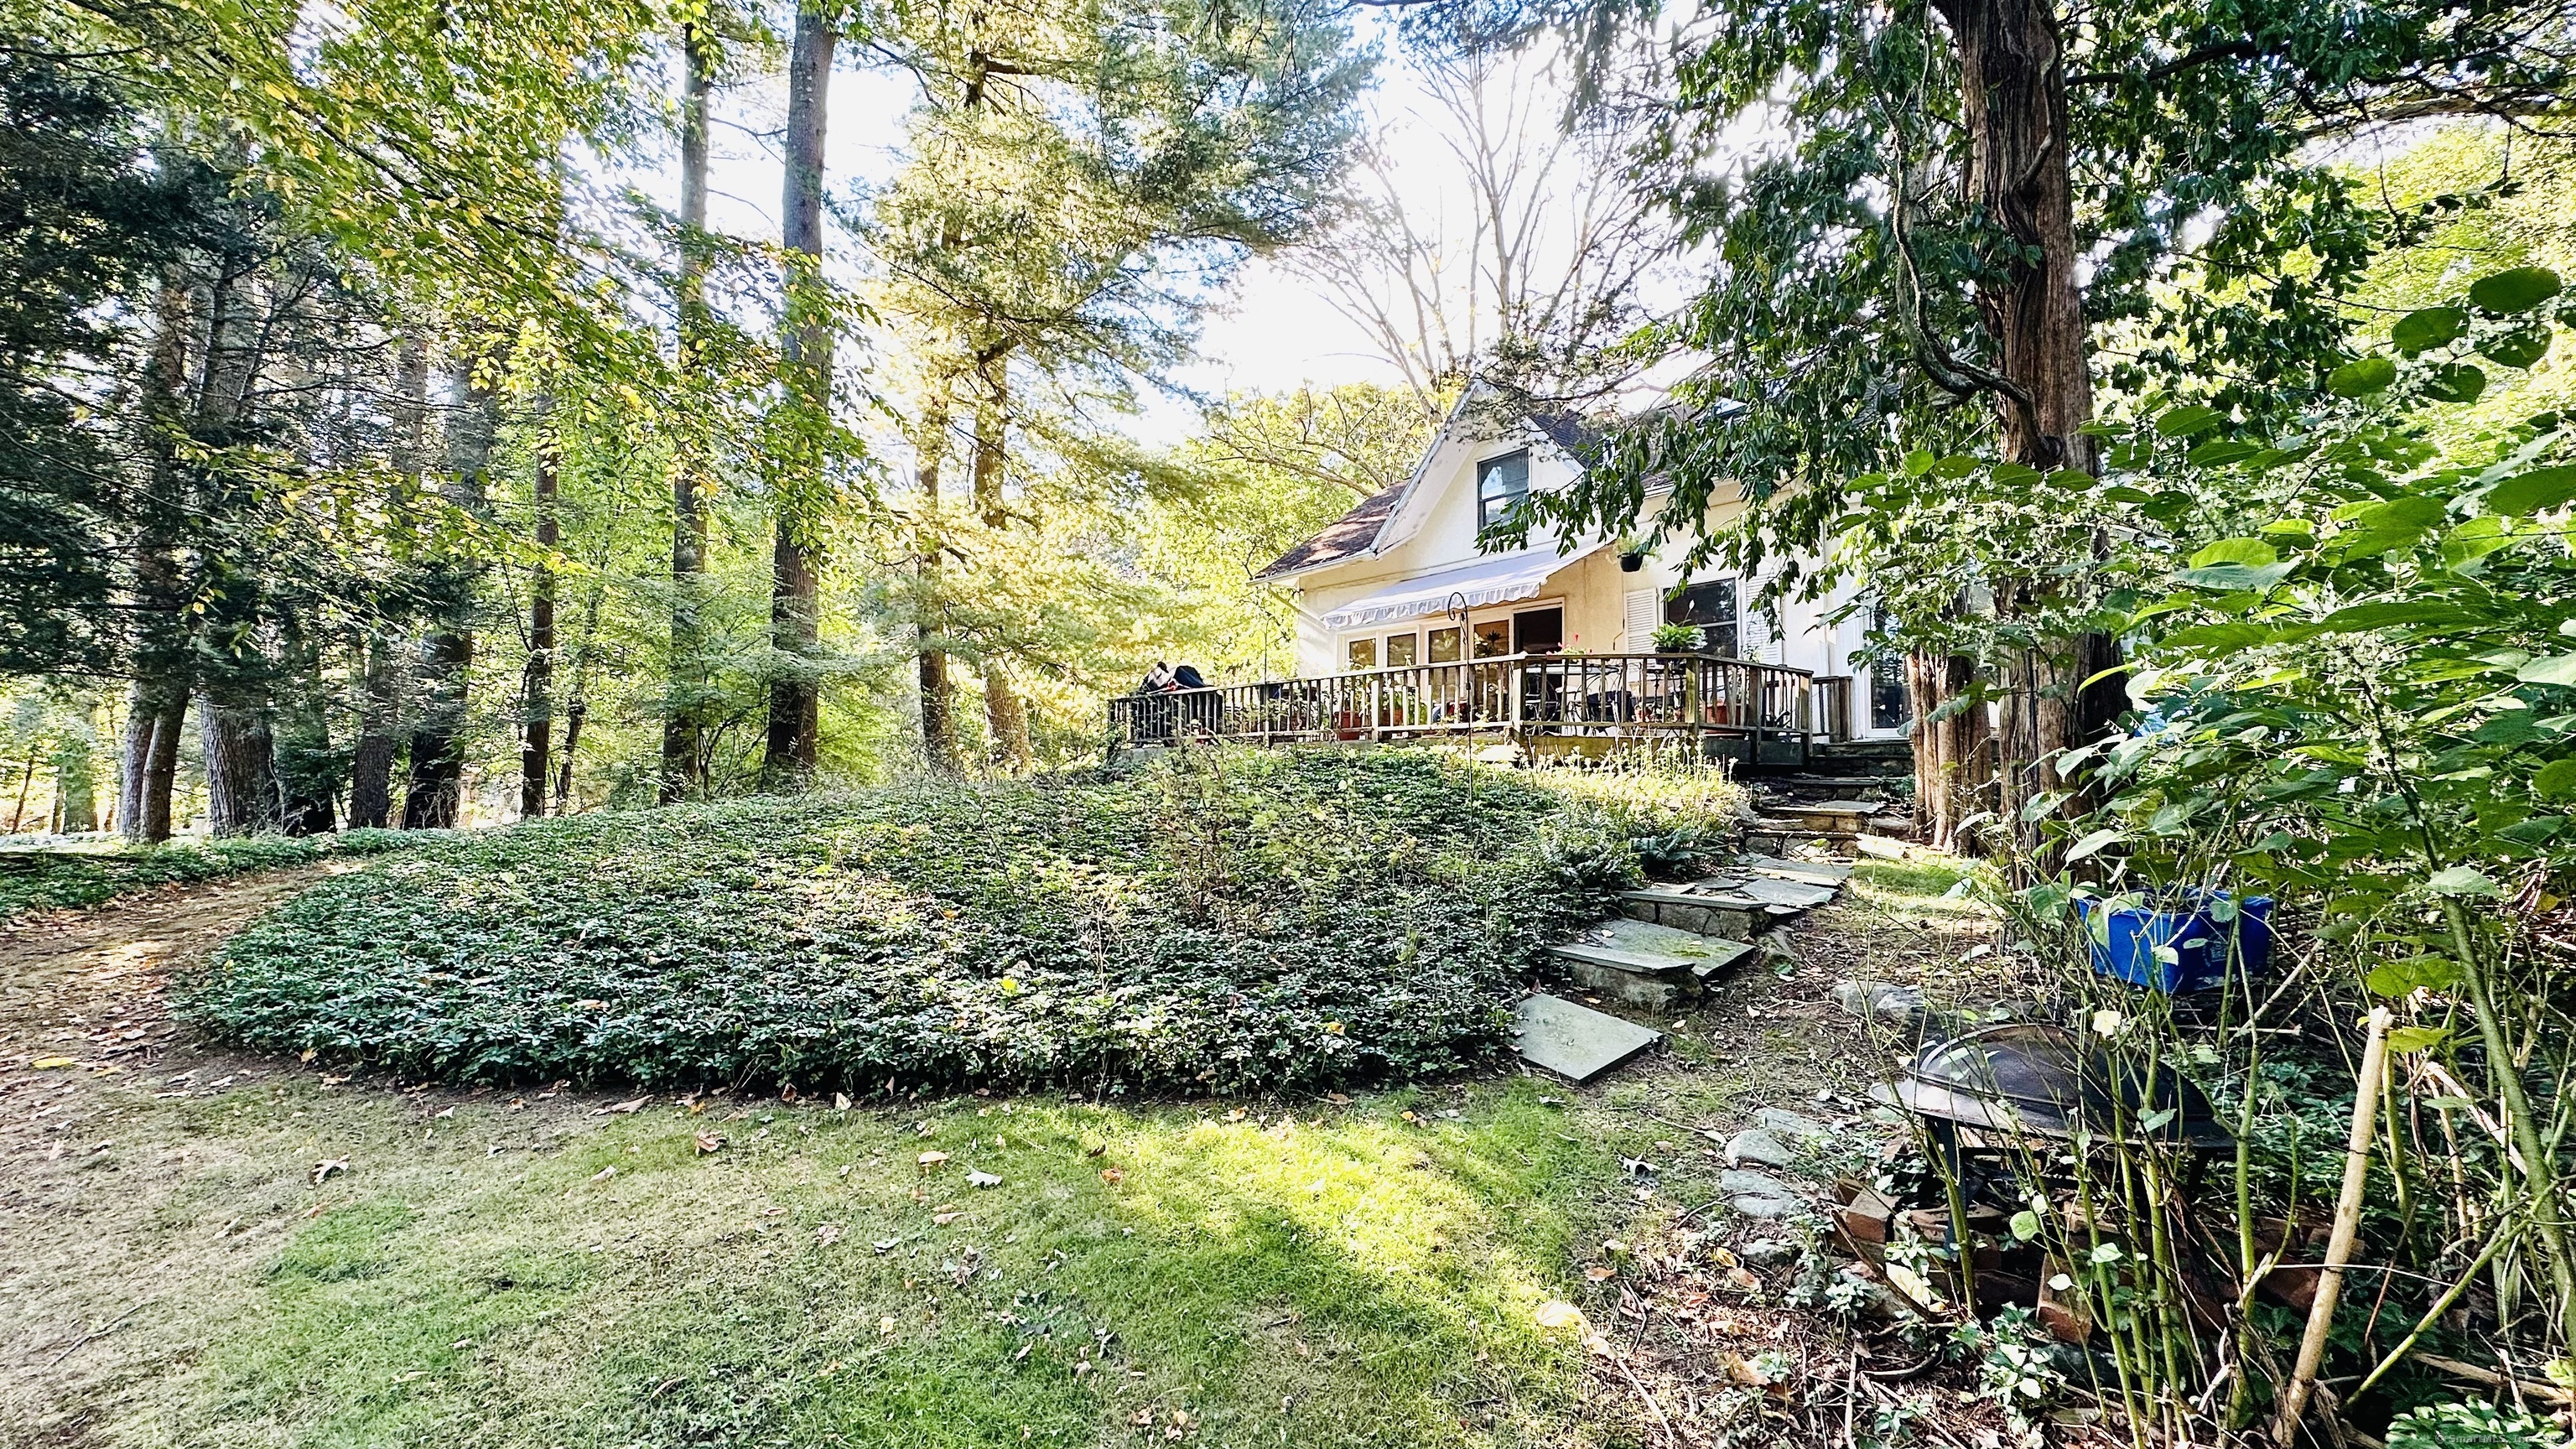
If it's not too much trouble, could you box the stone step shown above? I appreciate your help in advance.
[1552,917,1758,976]
[1550,918,1758,1010]
[1739,853,1854,888]
[1514,993,1661,1083]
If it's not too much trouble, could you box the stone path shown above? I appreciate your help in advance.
[1518,852,1856,1078]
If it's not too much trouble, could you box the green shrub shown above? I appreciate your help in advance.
[2387,1400,2568,1449]
[0,828,420,917]
[179,750,1742,1096]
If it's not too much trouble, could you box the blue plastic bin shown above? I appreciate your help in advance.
[2075,889,2273,994]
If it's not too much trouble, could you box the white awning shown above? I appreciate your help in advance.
[1318,540,1612,631]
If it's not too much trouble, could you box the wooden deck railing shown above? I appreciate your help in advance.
[1108,652,1817,756]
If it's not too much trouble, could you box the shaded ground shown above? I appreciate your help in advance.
[0,853,2007,1449]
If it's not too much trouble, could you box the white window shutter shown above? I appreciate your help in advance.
[1623,589,1658,650]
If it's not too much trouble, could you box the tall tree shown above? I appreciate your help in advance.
[661,17,717,802]
[402,361,496,829]
[869,0,1369,766]
[1510,0,2576,846]
[519,418,559,818]
[761,0,836,787]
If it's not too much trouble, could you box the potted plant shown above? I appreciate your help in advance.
[1650,622,1706,654]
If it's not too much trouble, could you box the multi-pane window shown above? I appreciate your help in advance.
[1384,634,1417,667]
[1347,637,1376,670]
[1665,579,1741,657]
[1476,450,1530,532]
[1427,627,1462,663]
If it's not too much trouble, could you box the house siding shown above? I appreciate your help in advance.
[1270,412,1906,740]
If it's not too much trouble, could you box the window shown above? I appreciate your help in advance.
[1347,637,1376,670]
[1476,450,1530,532]
[1513,607,1564,655]
[1871,659,1910,731]
[1472,620,1511,658]
[1665,579,1739,657]
[1427,626,1462,663]
[1384,633,1417,667]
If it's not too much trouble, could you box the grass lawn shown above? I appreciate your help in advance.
[30,1074,1657,1448]
[3,763,2003,1449]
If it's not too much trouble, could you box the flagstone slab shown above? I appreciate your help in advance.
[1513,994,1663,1083]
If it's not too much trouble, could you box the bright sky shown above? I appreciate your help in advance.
[670,13,1506,446]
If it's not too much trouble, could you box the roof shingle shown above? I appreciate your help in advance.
[1254,484,1403,581]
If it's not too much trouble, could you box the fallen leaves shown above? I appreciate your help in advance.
[1534,1301,1586,1331]
[693,1131,724,1154]
[965,1169,1001,1188]
[32,1057,77,1069]
[311,1157,350,1186]
[917,1150,949,1169]
[1099,1167,1124,1185]
[815,1223,844,1246]
[595,1097,649,1116]
[589,1166,616,1184]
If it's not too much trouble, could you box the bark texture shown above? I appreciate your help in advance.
[970,373,1030,772]
[913,384,957,772]
[1927,0,2127,837]
[762,4,834,787]
[1906,649,1994,854]
[520,425,558,818]
[662,22,715,803]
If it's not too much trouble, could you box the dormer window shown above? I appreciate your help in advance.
[1476,450,1530,532]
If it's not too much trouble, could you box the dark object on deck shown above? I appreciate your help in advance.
[1881,1022,2233,1150]
[2076,889,2274,994]
[1171,663,1207,689]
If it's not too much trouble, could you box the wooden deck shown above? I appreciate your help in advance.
[1107,652,1825,764]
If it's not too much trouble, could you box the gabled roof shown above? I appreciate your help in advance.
[1257,385,1603,584]
[1253,484,1405,582]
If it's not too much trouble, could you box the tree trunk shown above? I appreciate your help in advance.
[351,334,430,829]
[187,251,283,837]
[119,686,184,844]
[347,636,400,828]
[200,692,283,835]
[120,273,196,844]
[914,382,957,772]
[8,757,35,834]
[1930,0,2125,821]
[761,3,835,789]
[555,702,586,812]
[403,360,497,829]
[969,370,1030,772]
[662,20,715,804]
[1907,648,1992,854]
[520,423,558,819]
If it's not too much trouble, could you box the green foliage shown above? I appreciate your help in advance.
[2388,1400,2570,1449]
[2089,264,2572,911]
[0,828,418,917]
[180,750,1737,1094]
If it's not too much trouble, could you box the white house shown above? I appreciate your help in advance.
[1250,393,1911,745]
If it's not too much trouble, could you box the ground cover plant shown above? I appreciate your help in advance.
[0,828,421,917]
[180,749,1740,1097]
[7,842,1961,1449]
